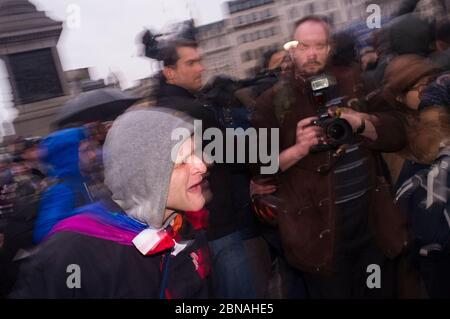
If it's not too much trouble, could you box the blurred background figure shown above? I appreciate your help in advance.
[32,127,97,244]
[382,53,450,298]
[0,137,46,297]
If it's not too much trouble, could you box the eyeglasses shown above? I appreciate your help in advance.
[296,42,328,52]
[408,83,428,95]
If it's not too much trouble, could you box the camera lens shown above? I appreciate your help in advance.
[328,123,345,140]
[326,118,353,144]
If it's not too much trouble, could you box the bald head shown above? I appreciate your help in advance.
[294,16,331,40]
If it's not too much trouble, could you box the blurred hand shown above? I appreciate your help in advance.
[330,107,364,133]
[250,178,277,197]
[295,116,325,155]
[361,51,378,71]
[11,165,27,176]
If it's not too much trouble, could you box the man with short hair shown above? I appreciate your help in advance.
[153,39,256,298]
[153,40,221,128]
[252,16,408,298]
[161,41,204,93]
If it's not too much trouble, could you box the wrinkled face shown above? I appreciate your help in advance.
[165,46,205,93]
[293,21,331,77]
[166,137,207,216]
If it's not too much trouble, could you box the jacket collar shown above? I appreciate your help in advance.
[157,82,197,100]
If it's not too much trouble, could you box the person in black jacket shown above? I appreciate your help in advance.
[148,37,256,298]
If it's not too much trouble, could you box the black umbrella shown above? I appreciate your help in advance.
[55,88,140,128]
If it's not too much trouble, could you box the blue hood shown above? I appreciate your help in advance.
[41,128,87,179]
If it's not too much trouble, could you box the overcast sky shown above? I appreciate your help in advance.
[31,0,229,86]
[0,0,229,124]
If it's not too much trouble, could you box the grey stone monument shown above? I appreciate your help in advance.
[0,0,69,136]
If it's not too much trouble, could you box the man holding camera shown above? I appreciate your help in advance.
[252,16,408,298]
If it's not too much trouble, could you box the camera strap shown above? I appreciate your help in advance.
[315,145,349,175]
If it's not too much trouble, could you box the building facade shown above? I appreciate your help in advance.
[0,0,124,137]
[196,0,407,80]
[226,0,284,78]
[0,0,70,137]
[196,20,236,83]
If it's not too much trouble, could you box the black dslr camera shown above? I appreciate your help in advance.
[308,74,353,153]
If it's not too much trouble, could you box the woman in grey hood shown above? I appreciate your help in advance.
[11,109,211,299]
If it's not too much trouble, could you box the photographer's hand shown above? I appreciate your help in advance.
[332,108,378,141]
[279,116,325,172]
[250,179,277,197]
[361,51,378,71]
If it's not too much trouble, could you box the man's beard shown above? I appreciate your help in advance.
[300,61,323,76]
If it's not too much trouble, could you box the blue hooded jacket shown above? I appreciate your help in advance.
[33,128,93,244]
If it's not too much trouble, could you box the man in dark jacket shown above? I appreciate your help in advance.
[152,39,256,298]
[252,16,408,298]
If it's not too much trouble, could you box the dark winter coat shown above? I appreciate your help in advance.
[252,66,409,274]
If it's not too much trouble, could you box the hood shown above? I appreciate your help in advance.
[40,127,87,179]
[103,108,194,228]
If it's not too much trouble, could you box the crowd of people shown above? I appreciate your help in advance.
[1,0,450,299]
